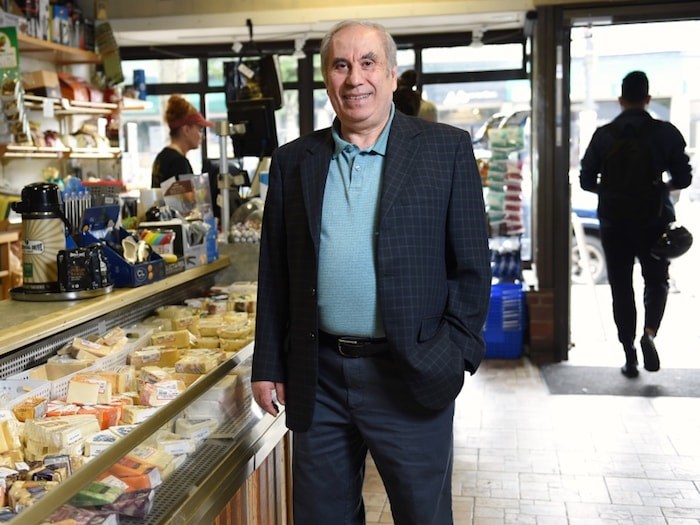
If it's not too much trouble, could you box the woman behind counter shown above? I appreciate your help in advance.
[151,95,213,188]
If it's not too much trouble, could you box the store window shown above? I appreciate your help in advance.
[422,43,524,73]
[122,59,201,86]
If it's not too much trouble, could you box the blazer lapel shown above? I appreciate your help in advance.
[380,114,422,221]
[300,132,334,252]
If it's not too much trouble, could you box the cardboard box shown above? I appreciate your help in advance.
[58,72,89,102]
[68,206,166,288]
[21,70,60,99]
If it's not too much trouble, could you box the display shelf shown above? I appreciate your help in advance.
[0,144,120,160]
[17,32,100,65]
[24,94,118,116]
[0,256,230,356]
[5,344,287,525]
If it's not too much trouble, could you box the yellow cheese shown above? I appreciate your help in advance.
[174,354,218,374]
[121,405,159,425]
[45,355,94,379]
[150,330,191,348]
[66,374,112,404]
[71,336,114,358]
[139,380,185,407]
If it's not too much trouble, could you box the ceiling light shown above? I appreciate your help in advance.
[292,37,306,59]
[232,41,243,53]
[470,28,484,48]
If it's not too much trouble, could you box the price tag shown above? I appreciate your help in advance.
[43,97,54,118]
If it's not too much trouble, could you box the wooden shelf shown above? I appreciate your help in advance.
[24,95,117,117]
[18,33,100,65]
[0,144,121,160]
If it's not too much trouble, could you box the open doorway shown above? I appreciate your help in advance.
[567,20,700,369]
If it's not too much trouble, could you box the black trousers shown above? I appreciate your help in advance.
[600,220,669,348]
[291,338,455,525]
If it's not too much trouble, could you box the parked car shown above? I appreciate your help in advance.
[474,109,607,285]
[571,204,607,285]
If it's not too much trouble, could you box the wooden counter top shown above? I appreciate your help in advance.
[0,257,229,356]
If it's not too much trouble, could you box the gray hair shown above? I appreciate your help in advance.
[319,20,398,83]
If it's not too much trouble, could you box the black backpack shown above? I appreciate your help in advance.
[598,120,663,221]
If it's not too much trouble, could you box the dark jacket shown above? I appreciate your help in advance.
[251,110,491,431]
[579,108,692,224]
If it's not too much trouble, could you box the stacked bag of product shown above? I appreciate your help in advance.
[0,73,31,146]
[0,281,258,522]
[484,127,525,236]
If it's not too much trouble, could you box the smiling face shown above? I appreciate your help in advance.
[324,23,398,144]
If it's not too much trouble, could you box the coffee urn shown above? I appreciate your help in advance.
[11,182,69,293]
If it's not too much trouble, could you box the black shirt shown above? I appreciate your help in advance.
[151,147,193,188]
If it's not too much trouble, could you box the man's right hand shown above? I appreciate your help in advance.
[251,380,286,416]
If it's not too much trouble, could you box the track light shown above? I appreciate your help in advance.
[292,37,306,59]
[470,28,484,48]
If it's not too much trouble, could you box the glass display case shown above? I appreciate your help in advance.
[0,260,289,524]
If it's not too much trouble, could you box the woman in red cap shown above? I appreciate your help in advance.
[151,94,213,188]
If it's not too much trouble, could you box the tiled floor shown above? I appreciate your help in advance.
[363,357,700,524]
[362,199,700,524]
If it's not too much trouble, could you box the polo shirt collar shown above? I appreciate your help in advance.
[331,104,395,158]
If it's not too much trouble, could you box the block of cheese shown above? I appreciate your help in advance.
[128,446,174,478]
[100,457,161,491]
[46,504,120,523]
[219,338,250,352]
[71,336,114,358]
[46,400,81,417]
[139,380,185,407]
[97,326,128,348]
[139,366,172,385]
[97,366,136,394]
[129,346,163,368]
[11,396,47,422]
[150,330,191,348]
[8,480,59,513]
[90,405,123,430]
[174,417,219,442]
[155,305,198,319]
[70,480,124,507]
[45,355,95,379]
[85,430,119,456]
[195,336,220,348]
[24,414,100,450]
[174,353,218,374]
[24,437,84,462]
[121,405,159,425]
[198,316,223,336]
[103,488,155,519]
[157,347,183,368]
[173,372,204,387]
[109,424,139,439]
[0,412,23,454]
[217,321,253,340]
[171,314,199,336]
[155,432,196,456]
[66,374,112,404]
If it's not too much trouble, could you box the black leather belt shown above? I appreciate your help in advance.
[319,330,389,357]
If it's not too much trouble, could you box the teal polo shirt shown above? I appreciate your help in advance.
[317,106,395,338]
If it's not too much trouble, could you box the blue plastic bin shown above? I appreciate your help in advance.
[484,282,525,359]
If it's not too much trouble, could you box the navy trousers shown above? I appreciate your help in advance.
[292,338,455,525]
[600,220,669,347]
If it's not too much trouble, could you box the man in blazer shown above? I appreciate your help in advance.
[252,19,490,525]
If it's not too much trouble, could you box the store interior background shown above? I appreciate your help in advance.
[5,1,699,370]
[100,2,700,370]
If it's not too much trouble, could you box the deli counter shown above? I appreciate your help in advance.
[0,259,289,525]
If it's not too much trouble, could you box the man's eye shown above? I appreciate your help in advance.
[361,60,375,69]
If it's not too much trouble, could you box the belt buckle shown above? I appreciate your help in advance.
[337,337,362,357]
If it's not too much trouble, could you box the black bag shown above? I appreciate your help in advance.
[598,120,663,221]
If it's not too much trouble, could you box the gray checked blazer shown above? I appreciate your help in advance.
[251,110,491,432]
